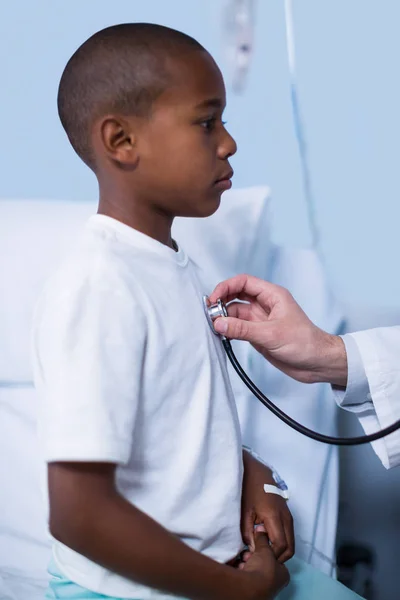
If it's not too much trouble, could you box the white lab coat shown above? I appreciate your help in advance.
[337,328,400,469]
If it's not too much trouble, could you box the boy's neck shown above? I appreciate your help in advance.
[98,192,175,250]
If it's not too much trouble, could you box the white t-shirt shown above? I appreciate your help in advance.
[32,214,244,599]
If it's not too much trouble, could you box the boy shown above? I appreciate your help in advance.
[32,23,290,600]
[32,23,363,600]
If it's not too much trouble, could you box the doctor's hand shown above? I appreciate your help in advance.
[209,274,348,386]
[241,448,294,563]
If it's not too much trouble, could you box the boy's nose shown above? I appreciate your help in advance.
[218,130,237,160]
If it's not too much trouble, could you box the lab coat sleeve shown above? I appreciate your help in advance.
[333,335,371,407]
[333,328,400,469]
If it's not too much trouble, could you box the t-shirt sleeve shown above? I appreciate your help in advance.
[34,274,146,465]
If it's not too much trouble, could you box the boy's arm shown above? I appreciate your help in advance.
[242,450,294,563]
[49,462,288,600]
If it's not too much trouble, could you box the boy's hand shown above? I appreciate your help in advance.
[239,528,289,600]
[242,451,294,563]
[49,462,287,600]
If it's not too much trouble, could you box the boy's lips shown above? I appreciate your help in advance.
[214,169,234,189]
[215,169,234,183]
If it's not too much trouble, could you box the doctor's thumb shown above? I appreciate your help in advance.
[214,316,259,343]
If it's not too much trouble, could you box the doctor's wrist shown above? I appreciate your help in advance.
[309,332,348,387]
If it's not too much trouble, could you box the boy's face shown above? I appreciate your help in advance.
[129,51,237,218]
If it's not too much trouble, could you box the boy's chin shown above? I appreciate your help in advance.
[189,194,222,219]
[201,199,222,218]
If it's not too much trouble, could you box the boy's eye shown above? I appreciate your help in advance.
[200,118,227,132]
[200,117,217,131]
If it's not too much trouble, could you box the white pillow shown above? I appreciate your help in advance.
[0,199,96,382]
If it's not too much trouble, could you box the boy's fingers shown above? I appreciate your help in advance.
[253,529,270,551]
[242,511,256,552]
[278,516,295,563]
[263,516,288,560]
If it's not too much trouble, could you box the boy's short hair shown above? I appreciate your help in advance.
[57,23,205,169]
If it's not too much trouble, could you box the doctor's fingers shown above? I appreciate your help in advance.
[226,302,254,321]
[213,314,277,346]
[227,299,281,322]
[209,274,282,306]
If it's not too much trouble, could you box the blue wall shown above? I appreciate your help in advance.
[1,0,399,311]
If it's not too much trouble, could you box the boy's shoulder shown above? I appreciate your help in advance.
[39,233,139,311]
[34,248,146,339]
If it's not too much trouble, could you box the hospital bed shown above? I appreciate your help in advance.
[1,189,397,599]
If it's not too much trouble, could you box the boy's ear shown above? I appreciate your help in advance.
[97,115,139,168]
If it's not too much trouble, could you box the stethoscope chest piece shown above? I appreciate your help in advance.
[202,295,228,336]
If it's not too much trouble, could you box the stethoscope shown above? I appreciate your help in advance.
[203,296,400,446]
